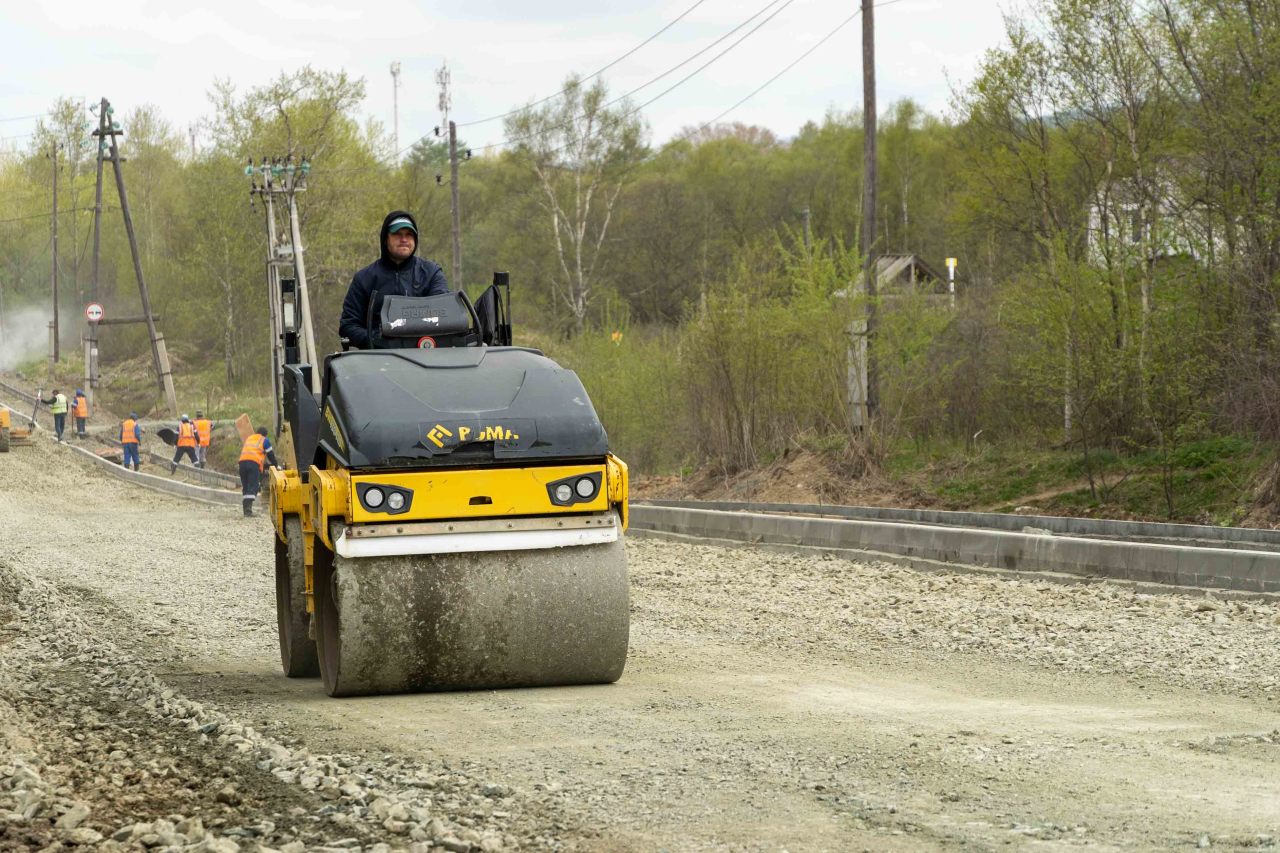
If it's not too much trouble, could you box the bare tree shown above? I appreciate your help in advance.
[506,76,645,334]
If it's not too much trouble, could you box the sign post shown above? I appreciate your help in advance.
[84,303,103,407]
[945,257,957,309]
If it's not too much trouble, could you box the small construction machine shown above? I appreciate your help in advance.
[0,404,35,452]
[267,275,630,697]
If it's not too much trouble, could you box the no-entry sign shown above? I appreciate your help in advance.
[85,303,104,323]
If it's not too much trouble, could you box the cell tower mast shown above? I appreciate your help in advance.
[390,61,402,161]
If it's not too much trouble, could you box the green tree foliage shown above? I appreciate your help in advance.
[0,2,1273,506]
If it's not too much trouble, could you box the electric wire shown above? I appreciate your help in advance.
[455,0,711,129]
[471,0,797,155]
[392,0,790,163]
[0,207,101,226]
[316,0,909,175]
[674,3,884,143]
[506,1,878,163]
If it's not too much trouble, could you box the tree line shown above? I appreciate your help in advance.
[0,0,1276,502]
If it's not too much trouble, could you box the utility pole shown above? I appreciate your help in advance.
[189,125,196,159]
[438,63,463,288]
[248,155,320,433]
[860,0,879,423]
[102,101,178,414]
[801,206,812,253]
[390,61,402,161]
[87,98,107,407]
[49,142,60,364]
[449,121,462,289]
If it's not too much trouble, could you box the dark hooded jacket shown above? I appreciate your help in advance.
[339,210,449,349]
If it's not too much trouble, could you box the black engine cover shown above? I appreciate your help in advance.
[318,347,608,468]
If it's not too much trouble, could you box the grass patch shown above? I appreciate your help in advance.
[883,435,1271,523]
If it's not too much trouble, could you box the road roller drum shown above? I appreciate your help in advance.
[313,528,628,696]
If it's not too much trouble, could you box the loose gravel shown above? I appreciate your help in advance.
[630,538,1280,701]
[2,433,1280,850]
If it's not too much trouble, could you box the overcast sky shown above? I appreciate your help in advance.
[0,0,1013,156]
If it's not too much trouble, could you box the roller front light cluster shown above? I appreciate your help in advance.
[547,471,603,507]
[357,483,413,515]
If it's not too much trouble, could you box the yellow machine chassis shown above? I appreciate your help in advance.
[269,455,629,616]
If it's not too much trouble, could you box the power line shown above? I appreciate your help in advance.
[394,0,786,163]
[0,112,47,124]
[474,0,797,155]
[527,0,899,163]
[456,0,712,130]
[676,5,873,142]
[0,206,102,226]
[325,0,909,175]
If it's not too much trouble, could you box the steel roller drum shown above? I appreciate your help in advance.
[313,528,629,697]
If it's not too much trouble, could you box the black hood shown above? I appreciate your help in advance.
[318,347,610,468]
[379,210,418,268]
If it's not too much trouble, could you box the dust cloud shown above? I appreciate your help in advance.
[0,307,51,371]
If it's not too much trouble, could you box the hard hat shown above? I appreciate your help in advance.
[181,414,190,421]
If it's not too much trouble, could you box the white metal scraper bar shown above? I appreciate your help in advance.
[334,525,620,559]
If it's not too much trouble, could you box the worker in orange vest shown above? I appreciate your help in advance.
[71,390,89,439]
[120,413,143,471]
[170,414,198,473]
[194,410,213,469]
[238,427,279,517]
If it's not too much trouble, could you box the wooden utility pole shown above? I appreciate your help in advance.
[103,102,178,414]
[449,120,462,288]
[860,0,879,422]
[50,142,60,363]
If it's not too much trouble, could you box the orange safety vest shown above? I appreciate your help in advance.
[177,422,197,448]
[195,418,212,446]
[73,396,88,418]
[239,434,267,470]
[121,419,139,444]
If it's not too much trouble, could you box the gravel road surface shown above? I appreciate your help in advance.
[2,435,1279,851]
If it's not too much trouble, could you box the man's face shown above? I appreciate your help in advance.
[387,227,416,260]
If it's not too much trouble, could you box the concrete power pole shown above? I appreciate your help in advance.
[87,99,107,407]
[391,61,402,161]
[860,0,879,423]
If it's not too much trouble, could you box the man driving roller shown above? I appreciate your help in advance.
[339,210,449,349]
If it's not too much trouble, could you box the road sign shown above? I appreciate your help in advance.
[85,303,104,323]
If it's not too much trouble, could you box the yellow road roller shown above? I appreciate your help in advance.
[268,275,629,696]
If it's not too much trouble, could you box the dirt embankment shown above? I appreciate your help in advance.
[633,447,928,508]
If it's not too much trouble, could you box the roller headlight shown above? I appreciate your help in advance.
[554,483,574,503]
[364,487,385,508]
[387,492,406,511]
[575,477,596,498]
